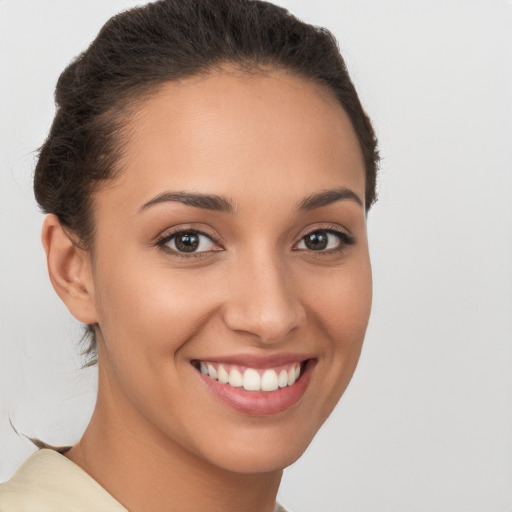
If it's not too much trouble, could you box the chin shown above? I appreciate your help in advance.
[191,419,319,475]
[211,443,309,475]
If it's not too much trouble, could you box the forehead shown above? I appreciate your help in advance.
[99,70,365,213]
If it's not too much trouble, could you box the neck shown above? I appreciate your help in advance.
[65,360,282,512]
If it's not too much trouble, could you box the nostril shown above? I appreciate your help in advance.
[221,268,307,342]
[224,307,306,343]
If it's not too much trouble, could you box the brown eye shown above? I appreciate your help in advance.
[174,232,199,252]
[162,230,217,253]
[303,231,329,250]
[296,229,354,252]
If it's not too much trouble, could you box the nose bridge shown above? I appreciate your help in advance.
[223,245,305,342]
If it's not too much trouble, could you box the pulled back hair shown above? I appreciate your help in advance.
[34,0,379,367]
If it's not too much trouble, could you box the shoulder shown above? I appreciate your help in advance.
[0,449,127,512]
[1,450,291,512]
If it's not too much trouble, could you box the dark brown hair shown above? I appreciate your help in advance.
[34,0,379,366]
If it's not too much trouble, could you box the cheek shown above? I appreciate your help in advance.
[300,254,372,402]
[92,256,221,362]
[335,262,372,361]
[303,256,372,341]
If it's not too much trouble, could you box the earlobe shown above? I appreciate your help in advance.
[41,214,98,325]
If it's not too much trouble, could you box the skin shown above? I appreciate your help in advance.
[42,70,372,512]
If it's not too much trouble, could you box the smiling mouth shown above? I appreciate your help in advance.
[191,357,315,415]
[192,360,307,392]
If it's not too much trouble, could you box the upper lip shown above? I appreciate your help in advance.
[191,353,315,369]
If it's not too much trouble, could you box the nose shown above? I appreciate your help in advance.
[222,251,306,344]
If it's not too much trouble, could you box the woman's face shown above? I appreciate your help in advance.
[86,70,372,473]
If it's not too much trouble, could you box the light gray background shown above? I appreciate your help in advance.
[1,1,511,511]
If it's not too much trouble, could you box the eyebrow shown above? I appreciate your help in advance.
[139,191,236,214]
[139,186,363,215]
[298,187,363,210]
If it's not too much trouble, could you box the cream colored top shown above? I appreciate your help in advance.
[0,449,289,512]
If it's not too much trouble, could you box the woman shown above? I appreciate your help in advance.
[0,0,378,510]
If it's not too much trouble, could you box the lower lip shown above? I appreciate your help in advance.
[196,360,315,416]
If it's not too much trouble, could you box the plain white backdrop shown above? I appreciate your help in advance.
[1,1,511,511]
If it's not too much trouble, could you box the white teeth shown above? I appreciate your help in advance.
[200,362,304,391]
[278,369,288,388]
[243,369,261,391]
[261,369,279,391]
[287,368,296,386]
[207,364,217,380]
[228,369,243,387]
[218,364,229,384]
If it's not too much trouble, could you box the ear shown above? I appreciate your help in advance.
[41,214,98,325]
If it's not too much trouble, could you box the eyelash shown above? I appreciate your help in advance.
[155,225,356,258]
[155,228,221,259]
[295,226,356,254]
